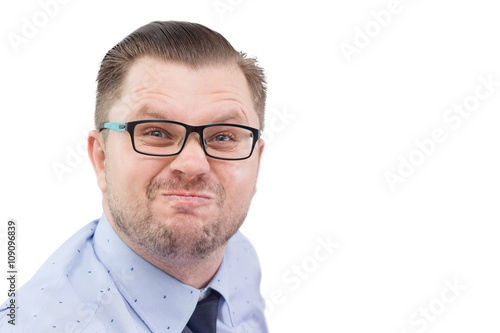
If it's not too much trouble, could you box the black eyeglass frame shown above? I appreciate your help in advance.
[99,119,262,161]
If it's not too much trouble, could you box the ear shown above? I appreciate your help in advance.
[254,138,265,195]
[88,130,107,193]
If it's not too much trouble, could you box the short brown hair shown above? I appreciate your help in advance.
[95,21,267,130]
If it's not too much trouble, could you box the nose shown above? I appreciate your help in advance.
[168,133,210,180]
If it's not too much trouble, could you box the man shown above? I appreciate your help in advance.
[1,21,268,332]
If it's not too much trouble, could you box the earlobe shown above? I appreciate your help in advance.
[88,130,107,193]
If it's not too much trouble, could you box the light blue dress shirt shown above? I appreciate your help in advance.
[0,215,268,332]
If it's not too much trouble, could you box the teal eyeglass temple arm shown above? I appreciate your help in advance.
[99,122,127,131]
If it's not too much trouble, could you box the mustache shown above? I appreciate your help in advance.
[146,176,226,205]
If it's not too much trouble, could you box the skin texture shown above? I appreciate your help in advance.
[88,58,264,288]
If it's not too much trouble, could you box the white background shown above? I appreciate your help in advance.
[1,0,499,331]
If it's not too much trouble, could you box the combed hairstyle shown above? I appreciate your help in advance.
[95,21,267,131]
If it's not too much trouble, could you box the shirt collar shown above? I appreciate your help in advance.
[93,214,236,332]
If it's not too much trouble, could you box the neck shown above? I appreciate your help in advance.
[131,238,226,289]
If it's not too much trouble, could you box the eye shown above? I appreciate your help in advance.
[140,127,172,139]
[149,130,165,137]
[213,133,233,142]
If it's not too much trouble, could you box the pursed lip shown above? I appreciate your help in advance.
[160,192,213,205]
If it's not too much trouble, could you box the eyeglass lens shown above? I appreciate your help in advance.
[133,122,255,159]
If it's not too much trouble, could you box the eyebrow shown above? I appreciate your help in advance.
[134,108,169,120]
[133,106,249,125]
[211,112,248,125]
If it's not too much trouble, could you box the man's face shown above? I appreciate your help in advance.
[94,57,264,262]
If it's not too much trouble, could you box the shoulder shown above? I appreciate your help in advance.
[0,220,120,332]
[225,230,263,286]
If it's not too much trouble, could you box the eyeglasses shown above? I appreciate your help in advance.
[99,120,262,161]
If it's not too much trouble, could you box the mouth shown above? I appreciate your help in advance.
[160,192,213,206]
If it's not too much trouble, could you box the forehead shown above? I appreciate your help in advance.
[111,57,258,127]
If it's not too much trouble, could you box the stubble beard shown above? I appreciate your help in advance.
[106,172,249,263]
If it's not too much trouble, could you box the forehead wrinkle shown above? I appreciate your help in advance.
[122,59,256,126]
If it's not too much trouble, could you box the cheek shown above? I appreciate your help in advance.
[107,146,163,195]
[216,161,259,199]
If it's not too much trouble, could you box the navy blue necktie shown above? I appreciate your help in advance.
[186,290,221,333]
